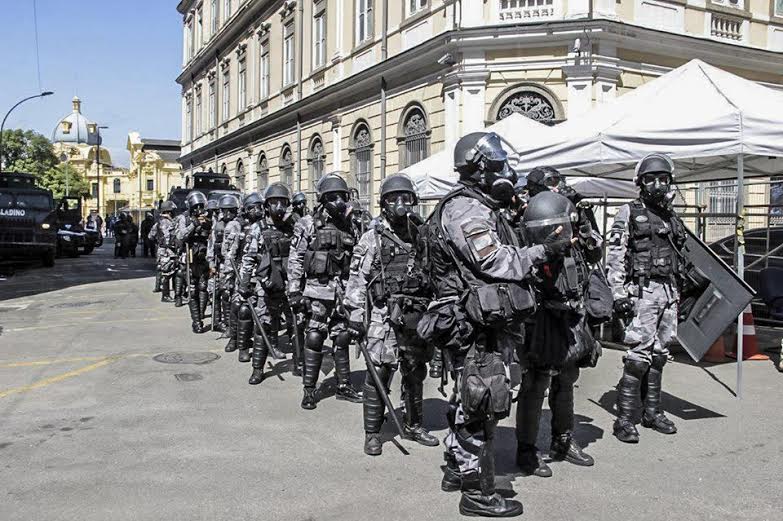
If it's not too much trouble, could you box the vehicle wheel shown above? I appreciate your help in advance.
[42,250,56,267]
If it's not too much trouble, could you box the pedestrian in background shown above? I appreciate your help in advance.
[141,212,156,257]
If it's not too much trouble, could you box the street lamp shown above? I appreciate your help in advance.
[0,91,54,172]
[95,125,109,217]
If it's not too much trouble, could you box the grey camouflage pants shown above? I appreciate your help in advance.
[623,280,678,365]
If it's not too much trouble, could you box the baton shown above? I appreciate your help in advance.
[357,337,406,440]
[185,243,192,301]
[231,261,275,353]
[286,302,304,381]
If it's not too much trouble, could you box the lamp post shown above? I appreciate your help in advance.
[0,91,54,172]
[59,152,69,196]
[95,125,108,216]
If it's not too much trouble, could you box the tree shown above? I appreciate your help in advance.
[39,163,91,199]
[0,129,58,177]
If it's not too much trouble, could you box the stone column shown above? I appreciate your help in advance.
[561,64,593,119]
[461,0,483,27]
[330,116,342,172]
[594,65,622,105]
[443,81,461,147]
[566,0,590,19]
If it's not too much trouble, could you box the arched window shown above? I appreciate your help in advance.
[398,104,430,168]
[221,163,228,176]
[280,145,293,188]
[236,160,245,191]
[308,137,325,197]
[112,178,121,194]
[492,85,562,123]
[257,153,269,191]
[350,122,373,209]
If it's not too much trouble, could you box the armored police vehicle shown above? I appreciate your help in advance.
[0,172,57,266]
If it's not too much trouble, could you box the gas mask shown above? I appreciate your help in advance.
[640,173,672,206]
[246,204,264,222]
[266,198,288,221]
[222,209,237,222]
[382,192,415,224]
[467,133,518,205]
[323,192,348,219]
[189,204,204,217]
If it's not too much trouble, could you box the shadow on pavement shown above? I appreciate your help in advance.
[592,388,725,422]
[0,239,155,301]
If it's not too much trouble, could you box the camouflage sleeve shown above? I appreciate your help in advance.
[148,222,159,242]
[162,221,175,248]
[287,216,312,294]
[176,216,195,242]
[239,223,262,292]
[441,197,546,281]
[606,204,631,300]
[344,228,377,323]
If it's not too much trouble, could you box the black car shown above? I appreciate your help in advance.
[0,173,58,267]
[708,227,783,294]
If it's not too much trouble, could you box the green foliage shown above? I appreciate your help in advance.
[40,163,91,199]
[0,128,58,176]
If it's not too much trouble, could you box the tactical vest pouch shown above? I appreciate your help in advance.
[464,283,536,326]
[304,251,330,276]
[417,300,474,351]
[460,350,511,422]
[585,267,613,324]
[389,297,426,333]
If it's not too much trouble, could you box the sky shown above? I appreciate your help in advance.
[0,0,183,167]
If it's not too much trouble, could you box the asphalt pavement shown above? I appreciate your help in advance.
[0,240,781,521]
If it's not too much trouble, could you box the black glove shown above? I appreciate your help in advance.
[288,291,305,312]
[543,229,571,260]
[238,284,253,299]
[614,298,635,319]
[347,320,365,340]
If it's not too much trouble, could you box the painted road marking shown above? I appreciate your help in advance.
[4,316,177,332]
[0,357,118,399]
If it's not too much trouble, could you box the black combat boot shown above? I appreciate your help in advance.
[641,355,677,435]
[333,346,362,403]
[613,358,647,443]
[236,315,253,363]
[174,275,184,307]
[515,371,552,477]
[550,433,594,466]
[266,316,286,360]
[362,368,389,456]
[460,440,523,518]
[224,298,239,350]
[248,328,268,385]
[301,342,324,410]
[153,272,162,293]
[403,369,439,447]
[441,453,463,492]
[160,278,174,303]
[188,298,209,334]
[211,290,224,332]
[199,289,209,326]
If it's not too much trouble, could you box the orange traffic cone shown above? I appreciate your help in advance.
[703,335,726,363]
[727,306,769,361]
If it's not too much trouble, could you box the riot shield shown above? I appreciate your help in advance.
[676,229,755,362]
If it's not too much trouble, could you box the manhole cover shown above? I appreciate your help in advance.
[51,301,103,309]
[153,352,220,365]
[174,373,203,382]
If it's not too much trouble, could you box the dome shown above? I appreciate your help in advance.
[52,96,103,146]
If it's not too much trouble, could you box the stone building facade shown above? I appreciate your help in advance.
[176,0,783,210]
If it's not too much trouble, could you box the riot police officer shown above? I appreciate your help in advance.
[607,153,685,443]
[148,201,178,303]
[232,193,265,363]
[176,190,212,334]
[173,202,190,308]
[291,191,308,218]
[239,183,298,384]
[223,194,257,353]
[288,174,363,410]
[514,168,602,478]
[345,174,439,456]
[428,132,570,517]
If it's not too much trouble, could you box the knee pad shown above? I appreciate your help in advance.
[238,303,253,321]
[305,331,325,351]
[651,353,667,371]
[333,331,352,350]
[230,298,242,314]
[624,358,650,378]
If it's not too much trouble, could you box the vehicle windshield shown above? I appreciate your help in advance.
[0,191,53,210]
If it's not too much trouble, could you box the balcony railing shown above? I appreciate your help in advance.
[711,14,744,42]
[499,0,557,22]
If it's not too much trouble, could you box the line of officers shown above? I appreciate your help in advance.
[148,131,687,518]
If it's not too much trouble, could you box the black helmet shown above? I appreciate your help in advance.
[522,191,578,245]
[206,199,219,211]
[635,153,674,206]
[292,191,307,205]
[218,194,240,210]
[316,174,350,202]
[379,174,418,224]
[242,192,263,209]
[185,190,207,209]
[454,132,488,175]
[264,182,291,203]
[526,166,562,196]
[160,200,177,213]
[379,174,417,203]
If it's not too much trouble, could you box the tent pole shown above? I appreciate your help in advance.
[736,154,745,399]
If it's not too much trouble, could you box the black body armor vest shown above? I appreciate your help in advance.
[627,199,686,283]
[303,211,355,280]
